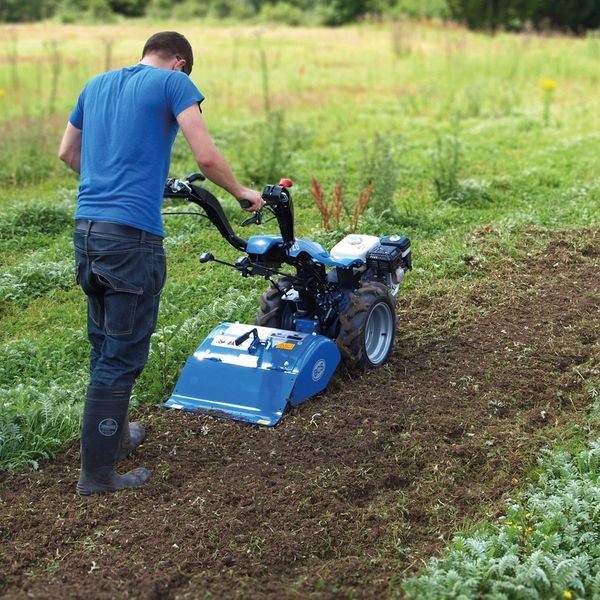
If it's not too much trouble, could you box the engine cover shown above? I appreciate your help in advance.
[330,234,380,263]
[366,244,404,274]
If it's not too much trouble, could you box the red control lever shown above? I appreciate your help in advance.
[278,178,293,188]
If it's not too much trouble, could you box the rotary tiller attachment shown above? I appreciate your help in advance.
[164,323,340,426]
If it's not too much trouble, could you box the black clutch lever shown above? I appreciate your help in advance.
[241,211,264,227]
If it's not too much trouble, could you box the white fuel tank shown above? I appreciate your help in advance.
[330,234,380,263]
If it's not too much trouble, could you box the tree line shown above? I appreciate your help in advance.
[1,0,599,31]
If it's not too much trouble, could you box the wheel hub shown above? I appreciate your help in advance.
[364,301,394,365]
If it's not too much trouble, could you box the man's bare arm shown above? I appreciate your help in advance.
[177,105,263,211]
[58,122,82,174]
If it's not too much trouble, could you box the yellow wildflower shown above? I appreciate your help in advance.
[0,89,5,98]
[540,79,558,92]
[563,591,572,599]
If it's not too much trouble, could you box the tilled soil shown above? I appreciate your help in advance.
[1,228,598,599]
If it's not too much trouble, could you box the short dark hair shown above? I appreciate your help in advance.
[142,31,193,75]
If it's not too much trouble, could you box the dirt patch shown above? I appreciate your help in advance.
[1,228,598,599]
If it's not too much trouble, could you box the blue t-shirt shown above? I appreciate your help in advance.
[70,64,204,237]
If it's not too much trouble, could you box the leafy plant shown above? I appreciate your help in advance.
[0,201,72,239]
[540,78,558,126]
[431,126,462,203]
[0,333,89,471]
[391,21,417,59]
[308,131,402,233]
[0,259,74,309]
[234,110,308,185]
[229,38,315,184]
[431,124,492,207]
[0,121,65,187]
[359,132,401,217]
[0,381,85,470]
[404,437,600,599]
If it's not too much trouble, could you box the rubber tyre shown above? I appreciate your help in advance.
[336,282,396,369]
[255,276,295,329]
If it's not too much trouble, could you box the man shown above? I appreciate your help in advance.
[59,31,263,496]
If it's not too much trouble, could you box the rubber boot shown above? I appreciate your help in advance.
[116,412,146,463]
[77,386,151,496]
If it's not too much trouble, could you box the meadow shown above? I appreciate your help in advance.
[0,21,599,597]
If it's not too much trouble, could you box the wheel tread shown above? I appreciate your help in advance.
[336,282,396,370]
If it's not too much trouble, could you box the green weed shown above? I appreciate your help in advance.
[232,110,307,185]
[404,410,600,598]
[359,132,402,218]
[0,259,74,309]
[0,123,66,187]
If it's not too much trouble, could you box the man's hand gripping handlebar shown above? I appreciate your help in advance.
[237,188,264,212]
[238,178,293,213]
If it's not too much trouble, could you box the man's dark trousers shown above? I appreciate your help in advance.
[74,222,166,389]
[73,222,165,494]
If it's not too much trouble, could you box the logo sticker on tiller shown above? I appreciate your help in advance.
[312,359,327,382]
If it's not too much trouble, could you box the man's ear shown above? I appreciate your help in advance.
[174,56,187,73]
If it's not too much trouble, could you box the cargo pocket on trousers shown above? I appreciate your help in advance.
[92,265,144,336]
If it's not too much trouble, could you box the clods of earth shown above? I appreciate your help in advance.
[1,227,598,599]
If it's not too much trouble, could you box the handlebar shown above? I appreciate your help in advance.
[164,175,247,251]
[164,174,295,249]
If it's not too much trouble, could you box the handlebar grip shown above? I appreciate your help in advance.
[238,199,252,209]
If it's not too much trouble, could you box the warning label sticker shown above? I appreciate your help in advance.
[275,342,295,350]
[212,336,251,350]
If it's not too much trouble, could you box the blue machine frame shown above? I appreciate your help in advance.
[164,323,341,426]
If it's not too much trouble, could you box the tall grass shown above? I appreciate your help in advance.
[2,28,20,90]
[46,38,63,114]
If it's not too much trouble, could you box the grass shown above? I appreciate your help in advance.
[0,17,598,594]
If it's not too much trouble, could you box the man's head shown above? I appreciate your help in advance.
[141,31,193,76]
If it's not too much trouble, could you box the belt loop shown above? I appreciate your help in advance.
[140,230,146,243]
[83,220,91,253]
